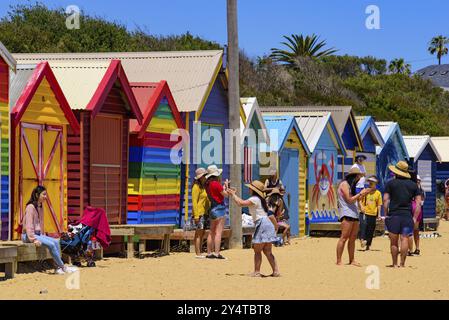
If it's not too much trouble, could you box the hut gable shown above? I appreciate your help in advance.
[130,81,184,137]
[10,62,79,133]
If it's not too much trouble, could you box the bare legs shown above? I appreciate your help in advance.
[251,243,280,277]
[194,229,205,256]
[336,219,361,266]
[389,233,409,267]
[207,217,225,256]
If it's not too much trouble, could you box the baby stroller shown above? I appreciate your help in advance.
[60,223,101,267]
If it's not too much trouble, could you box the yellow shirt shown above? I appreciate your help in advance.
[360,190,382,216]
[192,183,210,219]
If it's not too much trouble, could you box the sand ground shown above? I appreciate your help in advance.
[1,221,449,300]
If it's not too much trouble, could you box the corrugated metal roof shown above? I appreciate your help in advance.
[0,41,16,71]
[355,115,385,147]
[260,105,351,136]
[375,121,409,158]
[403,135,441,161]
[16,60,110,110]
[292,112,332,153]
[130,82,160,115]
[13,50,223,112]
[430,137,449,162]
[240,97,270,144]
[9,64,36,109]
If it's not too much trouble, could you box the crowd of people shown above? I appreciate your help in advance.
[336,156,426,268]
[18,155,430,276]
[190,166,289,276]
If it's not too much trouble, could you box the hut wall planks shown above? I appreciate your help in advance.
[0,58,9,239]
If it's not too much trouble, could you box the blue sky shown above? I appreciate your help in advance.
[1,0,449,70]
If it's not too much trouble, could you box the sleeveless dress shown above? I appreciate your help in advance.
[337,182,359,221]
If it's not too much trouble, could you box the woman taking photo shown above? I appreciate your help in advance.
[336,168,371,266]
[228,181,280,277]
[205,165,231,260]
[21,186,77,275]
[191,168,210,258]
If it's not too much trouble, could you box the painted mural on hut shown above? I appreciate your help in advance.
[308,149,338,219]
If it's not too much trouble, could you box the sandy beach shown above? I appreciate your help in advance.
[1,221,448,300]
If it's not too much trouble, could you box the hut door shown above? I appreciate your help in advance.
[280,148,299,236]
[19,123,65,236]
[90,115,122,224]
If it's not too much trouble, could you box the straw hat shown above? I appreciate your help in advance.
[194,167,207,180]
[205,165,223,179]
[267,188,282,197]
[367,176,379,184]
[245,181,266,198]
[388,161,411,179]
[345,167,362,177]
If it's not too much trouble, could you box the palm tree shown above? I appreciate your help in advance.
[270,34,337,65]
[428,35,449,65]
[388,58,411,75]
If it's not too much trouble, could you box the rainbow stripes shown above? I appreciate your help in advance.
[127,98,182,225]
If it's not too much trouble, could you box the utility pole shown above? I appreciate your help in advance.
[227,0,242,248]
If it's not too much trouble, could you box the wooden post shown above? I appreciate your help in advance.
[227,0,242,249]
[127,236,134,259]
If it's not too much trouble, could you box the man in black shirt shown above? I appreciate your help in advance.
[383,161,422,268]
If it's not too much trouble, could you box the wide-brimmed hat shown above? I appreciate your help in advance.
[205,165,223,179]
[194,167,207,180]
[245,180,266,198]
[345,167,362,177]
[388,161,411,179]
[355,155,367,161]
[267,188,282,197]
[367,176,379,184]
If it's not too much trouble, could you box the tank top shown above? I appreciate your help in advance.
[337,182,359,219]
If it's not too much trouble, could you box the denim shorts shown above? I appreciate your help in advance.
[385,215,414,237]
[210,204,226,220]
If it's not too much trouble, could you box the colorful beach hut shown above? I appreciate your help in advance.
[127,81,184,225]
[355,116,385,176]
[240,97,270,204]
[403,136,441,219]
[431,137,449,184]
[9,62,80,239]
[430,137,449,215]
[260,106,363,180]
[261,115,310,236]
[292,112,347,226]
[13,55,143,227]
[375,122,409,191]
[14,51,229,226]
[0,42,16,240]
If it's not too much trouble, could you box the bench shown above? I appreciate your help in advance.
[0,246,18,279]
[0,241,55,274]
[242,227,255,248]
[110,224,175,258]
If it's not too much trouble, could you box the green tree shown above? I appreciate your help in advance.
[428,35,449,65]
[388,58,411,75]
[270,34,337,65]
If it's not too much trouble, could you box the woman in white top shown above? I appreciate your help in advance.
[228,180,280,277]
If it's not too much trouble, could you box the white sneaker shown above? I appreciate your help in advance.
[55,267,66,275]
[64,266,79,273]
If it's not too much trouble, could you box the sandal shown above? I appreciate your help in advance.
[407,251,414,256]
[215,254,227,260]
[413,249,421,255]
[206,254,216,259]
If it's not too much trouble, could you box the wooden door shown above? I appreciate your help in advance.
[18,122,65,236]
[90,114,122,224]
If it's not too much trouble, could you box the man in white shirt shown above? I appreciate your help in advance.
[351,155,367,194]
